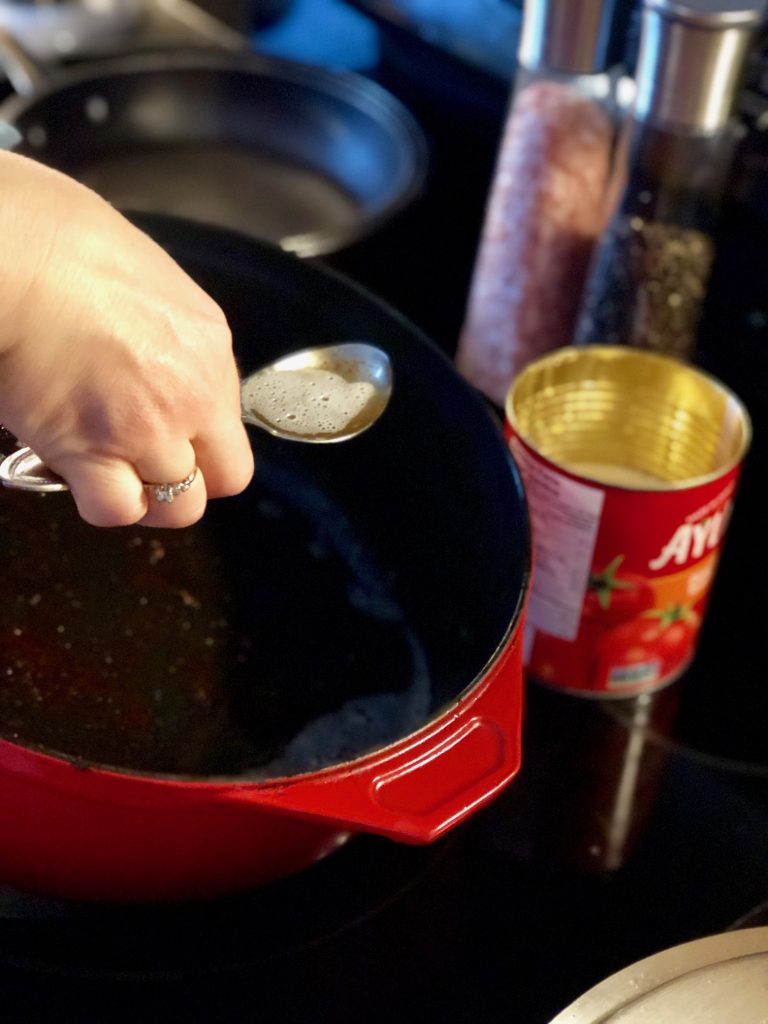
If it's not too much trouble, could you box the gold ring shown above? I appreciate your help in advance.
[144,469,197,503]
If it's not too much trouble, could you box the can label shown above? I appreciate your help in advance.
[508,430,740,696]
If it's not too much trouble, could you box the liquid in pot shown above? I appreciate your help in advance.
[0,458,430,777]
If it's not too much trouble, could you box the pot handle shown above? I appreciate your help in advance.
[0,29,49,97]
[227,627,525,843]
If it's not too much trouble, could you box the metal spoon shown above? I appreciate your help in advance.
[0,342,393,493]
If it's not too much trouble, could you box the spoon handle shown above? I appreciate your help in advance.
[0,343,392,491]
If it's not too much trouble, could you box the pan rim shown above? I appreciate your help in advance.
[0,47,429,257]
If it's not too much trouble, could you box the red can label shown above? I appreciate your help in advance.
[506,430,741,696]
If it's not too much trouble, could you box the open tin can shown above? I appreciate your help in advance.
[505,346,751,697]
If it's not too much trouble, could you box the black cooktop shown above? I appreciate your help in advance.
[3,2,768,1021]
[2,675,768,1022]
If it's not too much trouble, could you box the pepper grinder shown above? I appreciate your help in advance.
[574,0,765,359]
[456,0,619,408]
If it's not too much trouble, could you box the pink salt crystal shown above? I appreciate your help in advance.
[456,80,613,406]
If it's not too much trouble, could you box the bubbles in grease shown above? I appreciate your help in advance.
[242,368,376,437]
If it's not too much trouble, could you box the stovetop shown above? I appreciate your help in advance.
[2,678,768,1022]
[2,1,768,1020]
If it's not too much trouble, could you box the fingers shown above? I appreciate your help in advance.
[188,353,254,499]
[134,441,207,529]
[192,419,254,499]
[51,453,149,528]
[45,422,253,529]
[52,442,209,529]
[140,469,208,528]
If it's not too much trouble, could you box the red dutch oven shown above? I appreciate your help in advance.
[0,215,530,902]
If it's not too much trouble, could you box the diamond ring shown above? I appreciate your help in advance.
[144,469,198,503]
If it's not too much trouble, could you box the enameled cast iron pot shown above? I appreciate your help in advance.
[0,215,529,902]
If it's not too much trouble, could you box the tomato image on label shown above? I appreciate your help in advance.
[582,554,655,627]
[592,604,701,691]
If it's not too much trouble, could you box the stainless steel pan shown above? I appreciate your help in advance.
[0,35,428,256]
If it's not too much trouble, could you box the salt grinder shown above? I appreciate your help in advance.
[456,0,619,407]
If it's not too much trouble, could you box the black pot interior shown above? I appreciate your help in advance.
[0,215,528,778]
[9,55,425,252]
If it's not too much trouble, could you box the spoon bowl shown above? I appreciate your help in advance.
[0,342,392,493]
[241,342,393,443]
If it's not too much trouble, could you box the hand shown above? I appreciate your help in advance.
[0,151,254,527]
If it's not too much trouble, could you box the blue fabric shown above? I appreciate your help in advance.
[251,0,380,72]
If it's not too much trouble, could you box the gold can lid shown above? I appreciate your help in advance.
[505,346,751,491]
